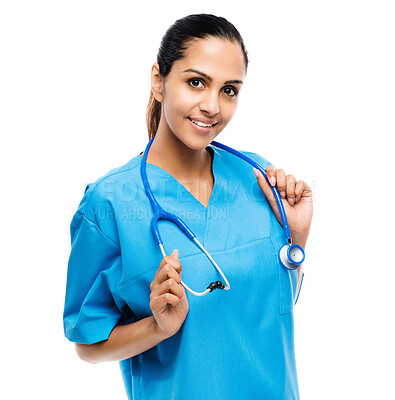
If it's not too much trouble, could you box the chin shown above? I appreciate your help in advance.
[175,136,211,152]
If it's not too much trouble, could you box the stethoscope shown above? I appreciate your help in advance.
[140,136,305,296]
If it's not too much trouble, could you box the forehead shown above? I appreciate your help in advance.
[171,37,246,81]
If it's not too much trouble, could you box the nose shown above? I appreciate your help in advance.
[199,90,220,116]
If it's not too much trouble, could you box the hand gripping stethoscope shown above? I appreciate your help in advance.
[140,137,305,296]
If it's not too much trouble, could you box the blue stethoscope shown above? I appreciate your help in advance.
[140,137,305,296]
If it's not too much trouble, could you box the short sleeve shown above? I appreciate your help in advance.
[63,209,123,345]
[240,150,271,170]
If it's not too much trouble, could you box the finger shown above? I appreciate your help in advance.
[286,174,296,205]
[152,252,180,290]
[157,250,182,275]
[294,180,305,203]
[301,182,313,199]
[151,278,184,299]
[266,165,276,186]
[154,264,182,287]
[253,167,276,204]
[150,292,180,312]
[276,169,286,198]
[151,264,181,292]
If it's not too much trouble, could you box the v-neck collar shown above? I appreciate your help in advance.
[139,144,219,211]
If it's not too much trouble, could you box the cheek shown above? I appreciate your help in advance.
[163,86,194,123]
[220,99,239,123]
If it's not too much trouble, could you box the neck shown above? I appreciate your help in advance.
[143,125,213,183]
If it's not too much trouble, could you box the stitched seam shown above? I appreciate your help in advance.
[86,162,141,194]
[118,264,161,288]
[78,161,141,249]
[80,216,124,310]
[78,213,120,249]
[118,236,278,287]
[271,235,294,314]
[64,318,119,333]
[81,161,141,219]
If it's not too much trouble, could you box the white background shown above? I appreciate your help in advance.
[1,1,394,399]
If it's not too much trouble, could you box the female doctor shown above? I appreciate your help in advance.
[63,13,313,400]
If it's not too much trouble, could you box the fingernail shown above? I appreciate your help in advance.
[172,249,179,256]
[280,191,286,199]
[270,177,276,187]
[288,198,295,206]
[253,168,259,178]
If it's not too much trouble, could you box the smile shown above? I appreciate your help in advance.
[188,118,218,128]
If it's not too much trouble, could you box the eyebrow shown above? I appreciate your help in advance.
[182,68,243,85]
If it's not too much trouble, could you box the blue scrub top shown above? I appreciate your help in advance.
[63,143,301,399]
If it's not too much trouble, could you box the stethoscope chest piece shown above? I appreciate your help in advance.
[141,136,307,295]
[279,244,305,270]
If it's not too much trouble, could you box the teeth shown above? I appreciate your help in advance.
[191,119,215,128]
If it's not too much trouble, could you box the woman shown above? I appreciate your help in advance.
[63,13,313,399]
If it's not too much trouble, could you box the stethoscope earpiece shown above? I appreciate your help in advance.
[207,281,226,292]
[279,244,305,270]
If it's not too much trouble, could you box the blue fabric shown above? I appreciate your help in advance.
[63,144,301,399]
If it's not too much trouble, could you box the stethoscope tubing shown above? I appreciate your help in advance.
[140,137,197,246]
[140,137,301,296]
[141,137,291,244]
[210,140,291,243]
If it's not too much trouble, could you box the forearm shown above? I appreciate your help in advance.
[291,230,309,250]
[75,315,169,364]
[290,230,309,290]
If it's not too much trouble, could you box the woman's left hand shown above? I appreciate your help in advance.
[254,166,313,248]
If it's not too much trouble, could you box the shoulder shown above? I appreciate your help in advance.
[74,153,142,218]
[210,144,271,170]
[239,150,271,169]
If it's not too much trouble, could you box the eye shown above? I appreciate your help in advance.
[187,78,204,88]
[222,86,238,97]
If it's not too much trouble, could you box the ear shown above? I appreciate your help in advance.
[151,62,164,103]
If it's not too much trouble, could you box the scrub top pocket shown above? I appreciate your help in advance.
[270,235,299,315]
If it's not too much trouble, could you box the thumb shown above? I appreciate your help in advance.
[253,168,283,225]
[253,167,275,203]
[170,249,179,259]
[170,249,181,276]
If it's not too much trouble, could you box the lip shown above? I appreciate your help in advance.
[187,117,218,134]
[189,117,218,125]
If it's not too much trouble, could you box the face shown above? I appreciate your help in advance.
[152,37,246,150]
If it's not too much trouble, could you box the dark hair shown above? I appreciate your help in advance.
[146,13,249,140]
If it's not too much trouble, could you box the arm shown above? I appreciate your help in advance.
[253,166,313,302]
[76,249,189,364]
[292,230,309,299]
[75,316,169,364]
[253,165,313,251]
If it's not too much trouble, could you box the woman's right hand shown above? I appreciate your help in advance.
[149,249,189,338]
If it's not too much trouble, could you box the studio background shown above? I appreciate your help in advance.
[1,1,394,398]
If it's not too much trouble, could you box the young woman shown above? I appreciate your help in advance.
[63,13,313,399]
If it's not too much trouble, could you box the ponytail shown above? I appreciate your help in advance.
[146,91,161,140]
